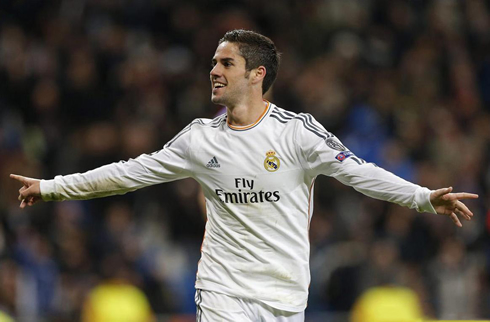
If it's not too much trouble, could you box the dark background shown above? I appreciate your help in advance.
[1,0,489,320]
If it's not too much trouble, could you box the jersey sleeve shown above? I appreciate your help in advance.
[40,122,194,201]
[295,114,436,214]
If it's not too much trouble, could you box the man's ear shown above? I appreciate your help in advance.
[251,66,266,85]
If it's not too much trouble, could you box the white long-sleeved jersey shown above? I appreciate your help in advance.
[40,101,436,312]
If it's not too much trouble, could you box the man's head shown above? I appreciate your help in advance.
[218,30,280,95]
[210,30,280,107]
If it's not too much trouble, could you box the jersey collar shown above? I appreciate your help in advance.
[227,100,271,131]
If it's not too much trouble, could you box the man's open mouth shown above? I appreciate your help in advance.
[214,82,226,89]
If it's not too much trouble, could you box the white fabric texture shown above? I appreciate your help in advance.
[40,102,436,312]
[195,289,305,322]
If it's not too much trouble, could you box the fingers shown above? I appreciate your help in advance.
[12,174,29,206]
[18,185,27,196]
[439,190,478,227]
[27,196,39,206]
[432,187,479,201]
[456,201,473,219]
[18,196,39,209]
[18,187,30,201]
[10,174,42,209]
[12,175,38,208]
[451,192,479,200]
[455,208,471,221]
[10,174,28,185]
[446,199,475,226]
[432,187,453,199]
[450,212,463,227]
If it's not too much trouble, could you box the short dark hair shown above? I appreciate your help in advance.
[219,29,280,95]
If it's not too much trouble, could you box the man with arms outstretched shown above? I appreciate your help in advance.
[11,30,478,322]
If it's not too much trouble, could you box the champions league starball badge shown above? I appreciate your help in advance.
[335,151,354,162]
[264,150,280,172]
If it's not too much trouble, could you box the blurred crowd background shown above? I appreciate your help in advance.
[1,0,489,321]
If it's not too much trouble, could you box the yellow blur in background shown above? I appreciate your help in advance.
[0,311,14,322]
[351,286,424,322]
[81,280,155,322]
[350,285,489,322]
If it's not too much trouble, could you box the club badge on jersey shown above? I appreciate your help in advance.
[264,150,280,172]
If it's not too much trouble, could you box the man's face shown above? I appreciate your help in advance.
[210,41,251,106]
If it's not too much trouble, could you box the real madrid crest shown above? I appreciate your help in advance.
[264,150,280,172]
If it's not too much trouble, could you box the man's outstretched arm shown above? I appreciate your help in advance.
[10,149,191,205]
[294,115,479,228]
[328,160,479,228]
[9,120,198,207]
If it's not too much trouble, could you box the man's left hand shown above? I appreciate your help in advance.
[430,187,478,227]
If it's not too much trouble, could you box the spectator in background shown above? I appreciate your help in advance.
[9,28,478,322]
[428,237,482,319]
[1,0,489,320]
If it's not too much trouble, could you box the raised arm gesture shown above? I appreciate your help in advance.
[10,174,42,209]
[430,187,478,227]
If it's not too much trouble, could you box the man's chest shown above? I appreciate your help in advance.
[189,129,303,195]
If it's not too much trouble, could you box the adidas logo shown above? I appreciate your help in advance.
[206,156,221,168]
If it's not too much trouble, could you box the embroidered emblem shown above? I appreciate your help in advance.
[325,138,347,151]
[264,150,280,172]
[335,151,354,162]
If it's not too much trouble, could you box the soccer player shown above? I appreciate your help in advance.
[10,30,478,322]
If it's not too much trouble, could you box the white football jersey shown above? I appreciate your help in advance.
[40,101,436,312]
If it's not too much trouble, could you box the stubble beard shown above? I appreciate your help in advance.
[211,88,239,107]
[211,93,227,106]
[211,72,250,107]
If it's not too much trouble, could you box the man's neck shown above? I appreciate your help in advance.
[226,97,267,127]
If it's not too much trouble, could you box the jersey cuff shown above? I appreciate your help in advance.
[413,187,437,214]
[40,179,57,201]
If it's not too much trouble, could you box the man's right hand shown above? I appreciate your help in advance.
[10,174,42,208]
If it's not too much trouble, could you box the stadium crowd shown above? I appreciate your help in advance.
[1,0,489,320]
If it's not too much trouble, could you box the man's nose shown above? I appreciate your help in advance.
[210,64,221,77]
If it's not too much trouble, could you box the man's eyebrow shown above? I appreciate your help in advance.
[211,57,235,64]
